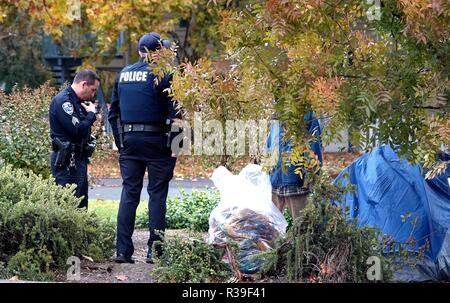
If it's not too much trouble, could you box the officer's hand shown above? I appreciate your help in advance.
[82,101,97,114]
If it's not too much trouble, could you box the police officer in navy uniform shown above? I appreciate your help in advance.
[49,69,100,209]
[108,32,181,264]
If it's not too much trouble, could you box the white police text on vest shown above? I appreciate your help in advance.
[119,71,148,82]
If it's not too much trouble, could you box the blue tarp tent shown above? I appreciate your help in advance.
[333,145,450,281]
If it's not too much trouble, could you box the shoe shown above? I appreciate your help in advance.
[146,242,164,264]
[145,251,154,264]
[114,254,135,264]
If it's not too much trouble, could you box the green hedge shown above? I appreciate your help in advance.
[0,165,115,281]
[0,84,56,177]
[135,189,220,231]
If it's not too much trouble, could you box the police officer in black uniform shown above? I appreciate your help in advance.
[108,32,181,264]
[49,69,100,209]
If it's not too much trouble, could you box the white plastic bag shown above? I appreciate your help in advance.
[208,164,287,274]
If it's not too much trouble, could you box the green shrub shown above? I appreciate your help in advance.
[283,207,293,229]
[135,189,220,231]
[0,261,9,279]
[6,248,55,281]
[259,172,393,282]
[0,83,56,177]
[152,234,231,283]
[135,207,149,229]
[166,189,220,231]
[0,165,116,281]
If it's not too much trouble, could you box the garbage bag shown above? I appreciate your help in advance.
[208,164,287,274]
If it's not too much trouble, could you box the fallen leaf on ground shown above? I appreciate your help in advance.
[82,255,94,262]
[115,275,128,281]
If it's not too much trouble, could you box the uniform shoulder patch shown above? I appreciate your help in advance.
[62,102,74,115]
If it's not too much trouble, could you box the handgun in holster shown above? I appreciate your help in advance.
[52,137,71,168]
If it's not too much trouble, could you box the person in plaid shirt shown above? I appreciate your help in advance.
[267,112,323,219]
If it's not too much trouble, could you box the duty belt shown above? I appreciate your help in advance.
[52,141,84,156]
[122,123,165,133]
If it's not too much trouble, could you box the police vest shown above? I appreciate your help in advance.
[117,61,167,123]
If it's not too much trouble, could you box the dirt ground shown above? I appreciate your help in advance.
[60,230,153,283]
[61,229,209,283]
[57,229,281,283]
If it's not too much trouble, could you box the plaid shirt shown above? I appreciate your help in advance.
[272,185,310,197]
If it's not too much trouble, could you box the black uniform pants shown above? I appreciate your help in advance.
[51,152,89,208]
[116,155,176,258]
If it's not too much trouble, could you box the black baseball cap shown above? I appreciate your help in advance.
[138,32,162,52]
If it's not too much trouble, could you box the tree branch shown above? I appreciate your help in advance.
[0,32,14,40]
[252,48,286,85]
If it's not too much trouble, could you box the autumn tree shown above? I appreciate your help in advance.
[0,0,239,63]
[1,0,448,177]
[0,4,51,92]
[194,0,449,179]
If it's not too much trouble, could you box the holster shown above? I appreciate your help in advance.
[52,137,71,168]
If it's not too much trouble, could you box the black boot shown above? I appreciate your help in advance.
[115,253,135,264]
[146,228,164,263]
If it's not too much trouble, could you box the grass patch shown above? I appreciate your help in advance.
[89,199,147,226]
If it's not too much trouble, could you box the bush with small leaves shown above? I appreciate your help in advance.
[259,171,394,282]
[0,83,56,177]
[152,234,231,283]
[6,248,55,281]
[0,165,115,281]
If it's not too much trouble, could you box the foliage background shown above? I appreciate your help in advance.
[0,83,55,177]
[0,8,51,93]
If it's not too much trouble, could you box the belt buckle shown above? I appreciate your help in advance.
[127,124,132,132]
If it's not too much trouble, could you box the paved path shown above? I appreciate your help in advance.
[89,177,215,201]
